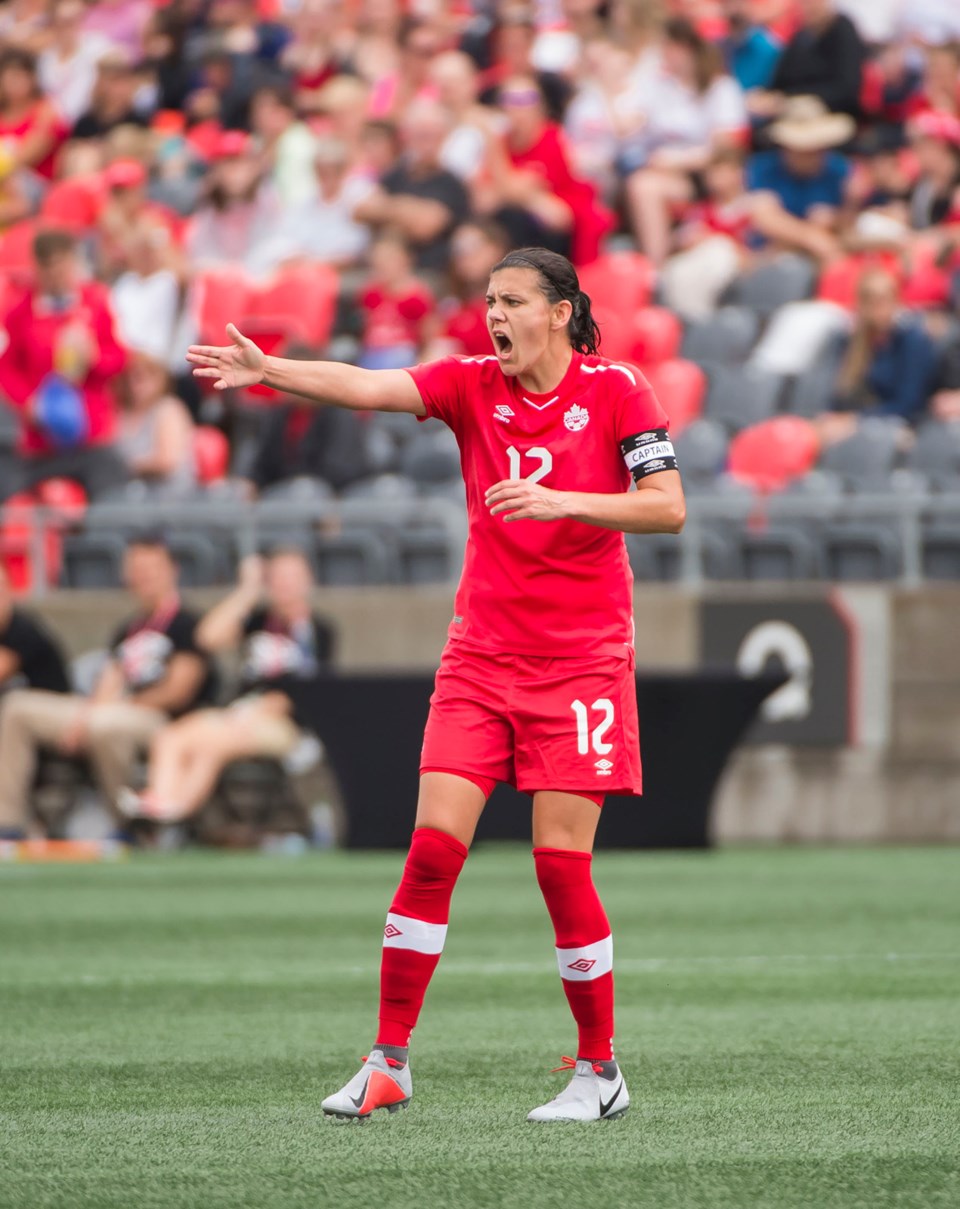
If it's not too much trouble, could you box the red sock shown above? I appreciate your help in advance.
[376,826,468,1047]
[533,847,615,1061]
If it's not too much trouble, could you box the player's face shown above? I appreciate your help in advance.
[486,267,564,377]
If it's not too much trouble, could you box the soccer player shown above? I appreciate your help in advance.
[187,247,685,1123]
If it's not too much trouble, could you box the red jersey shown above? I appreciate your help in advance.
[361,282,434,349]
[407,351,669,660]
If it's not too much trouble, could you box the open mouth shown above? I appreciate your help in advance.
[492,331,513,358]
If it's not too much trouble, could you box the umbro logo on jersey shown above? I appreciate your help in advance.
[383,923,403,938]
[595,758,613,775]
[493,404,514,424]
[564,403,589,431]
[568,958,597,973]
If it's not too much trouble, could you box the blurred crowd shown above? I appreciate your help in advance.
[0,0,957,526]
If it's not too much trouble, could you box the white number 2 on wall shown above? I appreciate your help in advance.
[571,698,615,755]
[506,445,552,483]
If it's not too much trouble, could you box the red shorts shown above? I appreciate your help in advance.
[420,642,643,800]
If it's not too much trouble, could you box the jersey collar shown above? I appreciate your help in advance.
[510,350,582,411]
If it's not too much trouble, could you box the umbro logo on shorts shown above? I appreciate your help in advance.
[595,758,613,775]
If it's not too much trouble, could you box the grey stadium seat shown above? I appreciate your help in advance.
[704,365,783,431]
[922,521,960,579]
[907,420,960,491]
[728,254,816,317]
[822,522,902,581]
[60,533,127,588]
[734,527,822,581]
[673,418,729,485]
[784,358,841,418]
[315,528,397,585]
[400,426,461,484]
[626,530,734,581]
[681,306,760,365]
[820,417,904,490]
[396,527,457,584]
[341,473,419,502]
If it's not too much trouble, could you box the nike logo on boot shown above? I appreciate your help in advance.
[599,1077,624,1117]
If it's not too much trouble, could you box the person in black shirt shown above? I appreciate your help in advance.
[71,50,150,140]
[0,535,212,838]
[0,564,69,696]
[123,547,334,823]
[750,0,866,123]
[355,99,470,272]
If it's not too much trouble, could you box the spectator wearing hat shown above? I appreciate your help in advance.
[0,228,129,504]
[97,157,184,280]
[751,0,866,121]
[745,95,854,261]
[0,563,70,699]
[115,351,196,498]
[355,98,470,273]
[71,49,150,141]
[184,130,287,277]
[0,47,68,180]
[0,534,214,840]
[282,136,373,267]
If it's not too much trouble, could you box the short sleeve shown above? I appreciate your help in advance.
[405,356,468,430]
[613,368,670,442]
[166,610,201,654]
[706,76,748,135]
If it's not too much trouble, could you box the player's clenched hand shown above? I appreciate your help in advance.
[186,323,265,390]
[485,479,570,522]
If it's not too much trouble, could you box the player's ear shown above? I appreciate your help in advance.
[551,298,573,332]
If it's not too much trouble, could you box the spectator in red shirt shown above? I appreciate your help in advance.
[0,228,128,503]
[479,74,612,264]
[0,47,68,180]
[358,231,435,370]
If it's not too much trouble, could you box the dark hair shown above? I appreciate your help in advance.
[663,17,723,94]
[32,228,77,265]
[126,530,173,554]
[0,47,40,105]
[491,246,601,355]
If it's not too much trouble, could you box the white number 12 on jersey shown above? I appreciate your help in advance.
[571,699,615,755]
[507,445,552,483]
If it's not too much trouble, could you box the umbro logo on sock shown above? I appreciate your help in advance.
[384,923,403,938]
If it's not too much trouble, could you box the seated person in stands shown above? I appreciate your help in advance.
[0,534,214,839]
[0,562,69,698]
[116,351,196,498]
[121,548,334,823]
[424,220,509,357]
[358,231,435,370]
[818,268,938,444]
[746,96,854,262]
[0,228,128,504]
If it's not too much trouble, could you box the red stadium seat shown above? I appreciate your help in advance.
[34,477,87,524]
[0,219,40,282]
[193,425,230,483]
[817,254,902,309]
[902,242,951,308]
[578,252,655,324]
[728,416,820,493]
[193,268,253,344]
[644,359,706,437]
[244,263,339,347]
[0,494,62,593]
[631,306,682,365]
[40,175,106,231]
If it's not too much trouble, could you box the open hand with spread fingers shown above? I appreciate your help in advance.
[485,479,571,522]
[186,323,265,391]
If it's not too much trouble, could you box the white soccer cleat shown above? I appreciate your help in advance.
[321,1050,412,1121]
[527,1056,630,1122]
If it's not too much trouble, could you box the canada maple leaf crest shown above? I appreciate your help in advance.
[564,404,589,431]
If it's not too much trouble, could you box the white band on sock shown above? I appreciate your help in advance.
[556,934,613,981]
[383,911,448,955]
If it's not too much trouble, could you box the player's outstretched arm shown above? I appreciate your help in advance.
[186,324,426,415]
[486,470,686,534]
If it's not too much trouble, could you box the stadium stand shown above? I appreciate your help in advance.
[0,0,953,604]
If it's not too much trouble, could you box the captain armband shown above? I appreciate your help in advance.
[619,429,678,482]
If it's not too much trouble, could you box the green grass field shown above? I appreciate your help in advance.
[2,845,958,1209]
